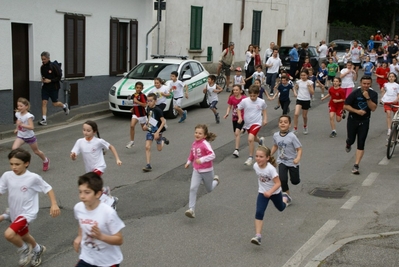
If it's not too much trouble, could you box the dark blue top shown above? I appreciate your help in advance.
[277,83,293,101]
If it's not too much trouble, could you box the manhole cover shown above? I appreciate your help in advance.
[309,188,348,199]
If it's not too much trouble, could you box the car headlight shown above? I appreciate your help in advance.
[109,86,116,96]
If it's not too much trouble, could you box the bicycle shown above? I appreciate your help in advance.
[386,104,399,159]
[216,63,230,90]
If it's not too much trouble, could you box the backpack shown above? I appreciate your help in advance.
[51,60,63,82]
[223,48,234,57]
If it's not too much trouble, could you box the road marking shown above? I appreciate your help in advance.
[362,172,379,186]
[0,114,112,145]
[340,196,360,210]
[378,156,389,165]
[282,219,339,267]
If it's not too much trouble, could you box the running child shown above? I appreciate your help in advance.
[375,61,389,91]
[223,84,247,157]
[246,65,265,85]
[293,70,314,134]
[150,77,171,111]
[71,120,122,209]
[237,84,268,166]
[308,68,317,101]
[340,61,357,98]
[169,71,188,123]
[271,115,302,204]
[203,75,223,123]
[254,78,271,100]
[142,93,169,172]
[369,48,377,66]
[327,57,340,88]
[321,77,346,137]
[300,57,312,72]
[273,69,294,110]
[184,124,219,218]
[316,62,328,98]
[12,97,50,171]
[381,73,399,136]
[233,67,246,91]
[273,76,295,115]
[363,56,374,76]
[73,172,125,267]
[0,148,60,267]
[250,145,289,245]
[126,81,147,149]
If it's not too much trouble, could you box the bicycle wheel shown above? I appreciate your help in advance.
[387,122,398,159]
[216,75,226,90]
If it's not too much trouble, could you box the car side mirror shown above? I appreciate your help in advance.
[123,72,128,77]
[182,74,192,81]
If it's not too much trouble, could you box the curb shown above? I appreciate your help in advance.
[305,231,399,266]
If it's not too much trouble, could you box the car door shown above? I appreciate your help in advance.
[179,63,194,106]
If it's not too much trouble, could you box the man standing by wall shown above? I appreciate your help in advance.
[39,51,69,125]
[289,43,299,78]
[317,40,328,66]
[217,42,235,92]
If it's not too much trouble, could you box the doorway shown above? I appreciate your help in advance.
[277,29,284,47]
[222,23,231,51]
[12,23,30,120]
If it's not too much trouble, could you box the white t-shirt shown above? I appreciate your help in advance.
[206,83,219,103]
[71,137,110,173]
[150,85,169,105]
[253,162,281,194]
[266,56,282,73]
[350,46,363,63]
[369,52,377,63]
[252,71,265,82]
[237,97,267,129]
[245,51,253,70]
[382,82,399,103]
[234,75,244,89]
[170,80,185,98]
[74,202,125,266]
[15,112,35,138]
[389,64,399,76]
[318,44,328,58]
[340,68,355,88]
[296,80,313,101]
[0,170,52,223]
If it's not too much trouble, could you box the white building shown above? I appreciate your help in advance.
[153,0,329,67]
[0,0,153,124]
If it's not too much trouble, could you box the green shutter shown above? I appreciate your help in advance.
[190,6,203,50]
[251,11,262,46]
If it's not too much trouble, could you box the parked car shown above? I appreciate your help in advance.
[279,45,319,72]
[109,55,210,118]
[330,39,365,67]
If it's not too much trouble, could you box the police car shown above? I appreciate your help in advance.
[109,55,210,118]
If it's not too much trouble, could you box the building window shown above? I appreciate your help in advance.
[190,6,203,50]
[110,19,138,76]
[251,11,262,46]
[65,14,85,78]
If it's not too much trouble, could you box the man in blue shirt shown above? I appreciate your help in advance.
[367,35,374,52]
[289,43,299,78]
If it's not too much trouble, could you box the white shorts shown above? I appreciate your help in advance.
[132,115,147,124]
[173,97,183,107]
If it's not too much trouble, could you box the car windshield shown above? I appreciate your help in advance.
[335,43,351,52]
[127,63,179,80]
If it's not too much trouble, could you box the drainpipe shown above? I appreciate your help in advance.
[146,22,159,59]
[241,0,245,30]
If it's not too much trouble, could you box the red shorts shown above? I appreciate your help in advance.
[329,103,344,116]
[383,102,399,113]
[247,124,261,136]
[93,169,103,176]
[10,216,29,236]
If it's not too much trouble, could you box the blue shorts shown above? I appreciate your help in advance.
[17,136,37,144]
[146,132,163,144]
[209,101,218,109]
[41,89,59,102]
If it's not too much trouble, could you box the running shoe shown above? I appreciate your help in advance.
[259,137,265,146]
[185,209,195,218]
[215,113,220,124]
[213,175,220,186]
[244,157,253,166]
[142,164,152,172]
[329,131,337,138]
[162,137,170,145]
[111,197,119,210]
[274,105,280,110]
[63,103,70,115]
[282,192,292,206]
[18,244,32,266]
[342,110,346,119]
[303,127,308,135]
[31,245,46,267]
[250,236,261,245]
[42,158,50,171]
[352,164,360,175]
[233,149,239,158]
[1,207,10,222]
[38,119,47,126]
[345,144,351,153]
[126,141,134,148]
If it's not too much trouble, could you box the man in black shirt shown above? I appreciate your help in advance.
[344,75,378,174]
[387,40,398,64]
[39,51,69,125]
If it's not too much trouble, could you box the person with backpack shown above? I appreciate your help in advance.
[217,42,235,92]
[39,51,69,126]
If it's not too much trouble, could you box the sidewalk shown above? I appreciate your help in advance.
[0,101,111,140]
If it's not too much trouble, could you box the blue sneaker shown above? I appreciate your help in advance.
[251,236,261,245]
[142,164,152,172]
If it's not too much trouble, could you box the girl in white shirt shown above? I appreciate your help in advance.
[293,70,314,134]
[150,77,171,111]
[71,120,122,209]
[250,146,289,246]
[381,73,399,135]
[12,97,50,171]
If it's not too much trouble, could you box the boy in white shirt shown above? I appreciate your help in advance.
[0,148,60,267]
[237,84,268,166]
[74,172,125,267]
[246,65,266,85]
[169,71,189,123]
[203,75,223,123]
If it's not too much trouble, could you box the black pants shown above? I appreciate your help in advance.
[289,61,298,78]
[346,116,370,150]
[245,65,255,89]
[280,100,291,115]
[278,163,300,192]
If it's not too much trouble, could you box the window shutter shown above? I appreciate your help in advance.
[110,19,119,75]
[130,20,138,70]
[251,11,262,46]
[190,6,203,50]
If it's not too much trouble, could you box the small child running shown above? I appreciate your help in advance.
[73,172,125,267]
[169,71,189,123]
[381,72,399,136]
[71,120,122,209]
[0,148,60,266]
[184,124,219,218]
[293,70,314,134]
[250,145,289,245]
[203,75,223,123]
[12,97,50,171]
[271,115,302,205]
[237,84,268,166]
[321,77,346,137]
[126,81,147,149]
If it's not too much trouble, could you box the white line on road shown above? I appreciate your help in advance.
[378,156,389,165]
[362,172,379,186]
[282,219,339,267]
[340,196,361,210]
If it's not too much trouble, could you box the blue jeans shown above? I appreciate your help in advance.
[266,72,278,93]
[255,192,286,220]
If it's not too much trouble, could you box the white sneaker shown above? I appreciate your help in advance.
[18,244,32,266]
[213,175,220,186]
[185,209,195,218]
[303,127,308,135]
[233,149,239,158]
[244,157,253,166]
[388,129,391,136]
[259,137,265,146]
[126,141,134,148]
[321,94,324,98]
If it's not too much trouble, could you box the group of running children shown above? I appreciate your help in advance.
[2,56,399,266]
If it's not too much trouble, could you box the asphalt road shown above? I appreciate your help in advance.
[0,78,399,267]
